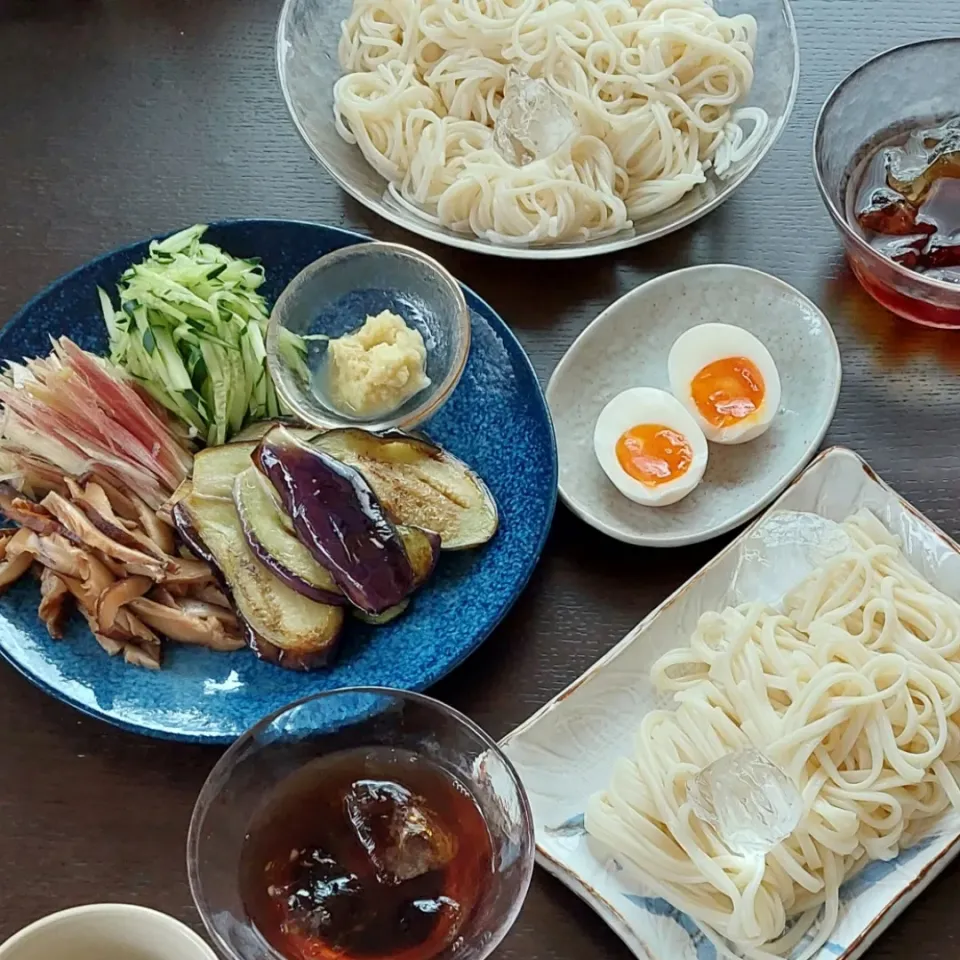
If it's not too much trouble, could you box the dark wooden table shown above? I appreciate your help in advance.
[2,1,960,957]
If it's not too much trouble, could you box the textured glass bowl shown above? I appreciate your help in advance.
[187,688,535,960]
[266,242,470,432]
[276,0,800,260]
[814,38,960,328]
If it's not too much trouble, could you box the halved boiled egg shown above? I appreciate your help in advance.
[668,323,781,445]
[594,388,708,507]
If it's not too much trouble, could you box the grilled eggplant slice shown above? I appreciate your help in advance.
[196,429,497,550]
[231,421,318,443]
[236,467,437,606]
[254,427,415,615]
[355,599,410,625]
[349,527,438,628]
[173,490,344,671]
[310,429,498,550]
[191,442,258,498]
[400,525,441,588]
[191,430,318,498]
[351,531,435,626]
[233,467,344,606]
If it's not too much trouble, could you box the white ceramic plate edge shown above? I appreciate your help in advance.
[546,264,842,547]
[500,445,960,960]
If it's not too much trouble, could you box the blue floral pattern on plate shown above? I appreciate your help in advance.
[0,220,556,742]
[623,896,716,960]
[543,811,947,960]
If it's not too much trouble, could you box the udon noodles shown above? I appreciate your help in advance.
[334,0,768,245]
[586,511,960,960]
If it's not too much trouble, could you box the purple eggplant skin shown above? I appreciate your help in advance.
[254,427,415,615]
[171,501,216,571]
[171,498,341,672]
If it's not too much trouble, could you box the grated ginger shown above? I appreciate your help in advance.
[327,310,431,417]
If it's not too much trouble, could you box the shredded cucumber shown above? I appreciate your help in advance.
[99,224,309,446]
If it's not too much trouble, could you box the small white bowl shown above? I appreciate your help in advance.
[547,265,841,546]
[0,904,218,960]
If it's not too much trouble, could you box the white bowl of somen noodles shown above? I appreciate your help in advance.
[277,0,799,259]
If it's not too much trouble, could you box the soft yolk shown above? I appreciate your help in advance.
[616,424,693,487]
[691,356,765,427]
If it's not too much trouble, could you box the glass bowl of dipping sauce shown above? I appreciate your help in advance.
[187,687,534,960]
[266,243,471,432]
[814,38,960,328]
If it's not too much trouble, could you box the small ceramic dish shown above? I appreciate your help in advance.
[500,447,960,960]
[267,242,471,433]
[0,903,218,960]
[547,264,841,547]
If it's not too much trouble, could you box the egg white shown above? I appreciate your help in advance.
[667,323,781,445]
[594,387,709,507]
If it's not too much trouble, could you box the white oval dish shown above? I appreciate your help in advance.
[546,265,841,546]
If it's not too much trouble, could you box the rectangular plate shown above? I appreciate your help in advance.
[500,447,960,960]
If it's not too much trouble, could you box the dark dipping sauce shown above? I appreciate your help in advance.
[239,748,493,960]
[848,116,960,284]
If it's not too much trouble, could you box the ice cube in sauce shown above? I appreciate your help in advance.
[851,115,960,282]
[344,779,458,885]
[885,118,960,203]
[856,186,926,236]
[239,747,492,960]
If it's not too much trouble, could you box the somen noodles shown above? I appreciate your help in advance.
[334,0,767,245]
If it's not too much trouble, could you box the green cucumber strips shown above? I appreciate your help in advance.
[98,224,306,446]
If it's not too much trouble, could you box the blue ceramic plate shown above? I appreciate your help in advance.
[0,220,556,743]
